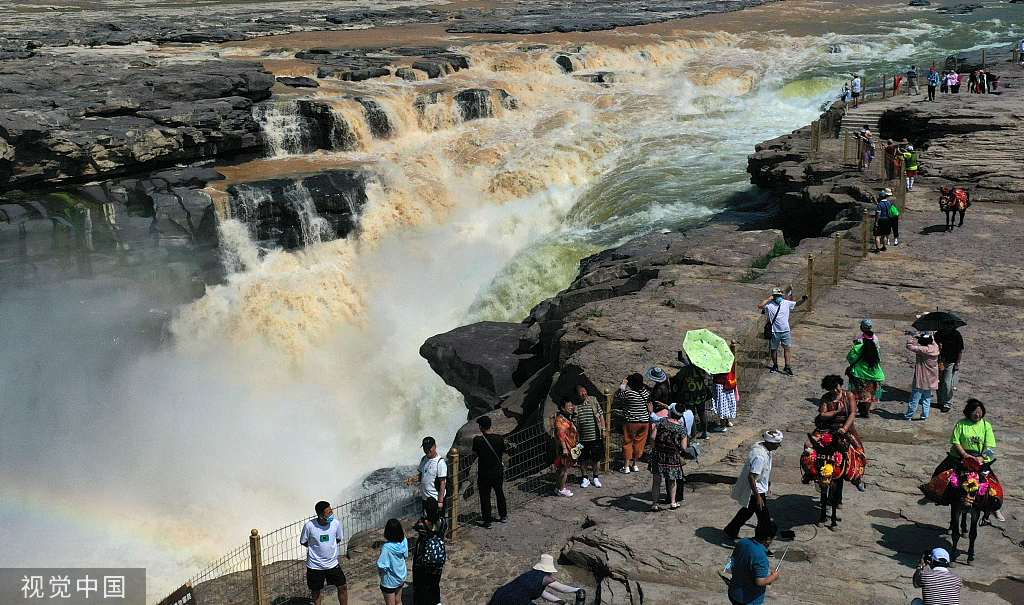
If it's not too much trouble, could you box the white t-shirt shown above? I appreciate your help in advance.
[419,454,448,500]
[764,299,796,333]
[300,518,344,570]
[731,442,774,504]
[851,77,862,93]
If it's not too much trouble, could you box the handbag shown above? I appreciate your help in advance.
[762,303,782,340]
[570,443,584,460]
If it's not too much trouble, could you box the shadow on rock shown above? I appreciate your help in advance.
[765,494,825,530]
[694,526,735,550]
[920,224,951,235]
[880,386,911,403]
[592,492,654,513]
[873,521,950,568]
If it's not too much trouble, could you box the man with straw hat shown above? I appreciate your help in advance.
[724,430,784,542]
[488,554,585,605]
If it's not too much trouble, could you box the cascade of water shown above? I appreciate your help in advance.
[253,102,307,157]
[284,181,334,246]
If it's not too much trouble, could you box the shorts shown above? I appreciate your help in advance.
[581,439,604,463]
[874,219,892,237]
[769,330,792,351]
[380,584,404,595]
[422,497,440,524]
[906,169,918,177]
[307,565,347,594]
[851,91,861,98]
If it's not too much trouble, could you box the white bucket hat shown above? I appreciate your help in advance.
[763,429,784,444]
[533,553,558,574]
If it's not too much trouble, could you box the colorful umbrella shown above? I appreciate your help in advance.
[682,329,735,374]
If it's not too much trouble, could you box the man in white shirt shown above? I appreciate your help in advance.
[300,500,347,605]
[851,75,862,106]
[724,430,783,544]
[757,287,807,375]
[419,436,448,529]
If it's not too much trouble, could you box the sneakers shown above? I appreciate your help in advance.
[631,465,640,473]
[783,366,794,376]
[856,481,867,493]
[498,517,508,523]
[557,488,574,497]
[593,477,603,488]
[994,510,1006,522]
[893,238,900,246]
[580,478,591,489]
[622,466,631,474]
[769,365,780,374]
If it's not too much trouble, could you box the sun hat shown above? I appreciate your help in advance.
[930,547,950,563]
[533,553,558,574]
[860,319,873,331]
[771,287,784,296]
[644,367,668,383]
[880,188,893,197]
[763,429,784,444]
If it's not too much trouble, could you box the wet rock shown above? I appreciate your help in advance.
[455,89,494,121]
[554,54,575,73]
[908,0,930,5]
[227,169,369,249]
[412,60,447,79]
[356,98,393,139]
[276,76,319,88]
[936,3,983,14]
[294,100,359,152]
[395,67,419,81]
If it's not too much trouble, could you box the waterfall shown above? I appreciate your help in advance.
[284,181,334,246]
[253,102,308,157]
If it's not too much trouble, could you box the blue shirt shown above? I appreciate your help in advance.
[729,539,771,605]
[377,538,408,589]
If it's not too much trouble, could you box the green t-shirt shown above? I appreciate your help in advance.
[949,419,996,461]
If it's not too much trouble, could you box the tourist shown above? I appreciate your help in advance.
[377,519,408,605]
[967,70,978,94]
[949,71,960,94]
[412,518,446,605]
[856,125,875,171]
[1020,38,1024,65]
[856,318,880,352]
[710,341,739,432]
[472,415,508,527]
[926,67,939,101]
[616,373,652,473]
[932,399,1005,522]
[673,356,713,439]
[806,374,867,494]
[873,189,896,252]
[487,554,584,605]
[904,332,940,421]
[841,82,851,103]
[939,70,949,94]
[724,430,784,540]
[646,366,672,407]
[883,139,903,179]
[757,286,805,375]
[554,396,579,497]
[418,436,448,528]
[906,65,920,95]
[727,521,780,605]
[903,144,919,191]
[301,501,348,605]
[649,403,689,511]
[911,548,961,605]
[574,385,606,489]
[935,325,964,412]
[851,74,862,105]
[978,69,989,94]
[939,186,970,231]
[846,335,885,418]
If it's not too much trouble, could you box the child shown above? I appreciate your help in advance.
[377,518,409,605]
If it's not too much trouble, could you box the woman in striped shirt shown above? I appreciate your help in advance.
[616,373,653,473]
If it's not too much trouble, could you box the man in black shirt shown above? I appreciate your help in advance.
[472,415,508,528]
[935,326,964,413]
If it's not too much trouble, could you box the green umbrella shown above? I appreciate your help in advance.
[682,329,735,374]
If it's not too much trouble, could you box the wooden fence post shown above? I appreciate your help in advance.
[449,448,460,542]
[603,390,612,473]
[249,530,265,605]
[843,132,850,164]
[882,75,886,98]
[981,48,986,68]
[832,234,841,286]
[806,254,815,312]
[862,209,870,258]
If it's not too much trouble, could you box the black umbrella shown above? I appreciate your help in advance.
[913,311,967,332]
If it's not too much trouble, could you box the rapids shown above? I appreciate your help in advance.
[1,3,1022,601]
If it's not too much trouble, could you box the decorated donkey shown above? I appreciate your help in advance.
[921,455,1004,562]
[801,430,866,529]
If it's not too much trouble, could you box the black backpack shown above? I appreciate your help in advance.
[415,532,447,573]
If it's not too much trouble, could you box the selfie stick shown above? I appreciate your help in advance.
[774,545,791,573]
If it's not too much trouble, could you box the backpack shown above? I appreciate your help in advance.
[889,203,900,218]
[415,533,447,572]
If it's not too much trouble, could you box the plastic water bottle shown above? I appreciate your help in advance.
[723,557,734,574]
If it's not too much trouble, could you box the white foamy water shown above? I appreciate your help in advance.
[3,5,1024,600]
